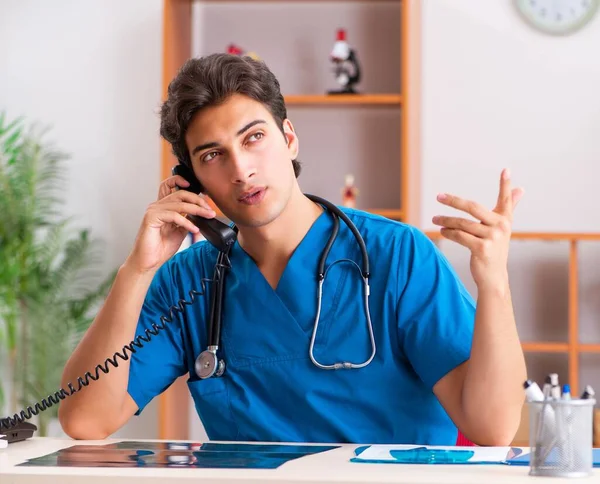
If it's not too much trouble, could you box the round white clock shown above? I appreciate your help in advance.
[515,0,600,35]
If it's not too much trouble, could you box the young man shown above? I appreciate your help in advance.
[58,54,526,446]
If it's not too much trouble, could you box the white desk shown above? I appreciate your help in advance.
[0,438,597,483]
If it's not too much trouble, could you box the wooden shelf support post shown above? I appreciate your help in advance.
[568,239,579,396]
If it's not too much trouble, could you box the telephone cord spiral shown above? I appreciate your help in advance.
[0,256,231,431]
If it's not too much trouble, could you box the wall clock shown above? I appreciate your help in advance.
[515,0,600,35]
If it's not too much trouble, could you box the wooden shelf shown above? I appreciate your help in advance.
[284,94,402,105]
[521,343,600,354]
[426,231,600,241]
[368,208,404,219]
[507,232,600,241]
[521,342,569,353]
[579,344,600,353]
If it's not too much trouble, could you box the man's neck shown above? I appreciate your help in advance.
[237,186,323,271]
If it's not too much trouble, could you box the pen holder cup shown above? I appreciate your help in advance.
[528,399,596,478]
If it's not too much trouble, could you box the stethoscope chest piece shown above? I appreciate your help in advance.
[195,347,225,379]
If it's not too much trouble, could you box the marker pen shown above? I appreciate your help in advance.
[542,374,552,399]
[549,373,561,400]
[561,384,571,400]
[581,385,595,400]
[523,379,544,402]
[526,379,556,441]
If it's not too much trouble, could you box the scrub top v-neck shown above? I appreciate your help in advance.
[127,206,476,445]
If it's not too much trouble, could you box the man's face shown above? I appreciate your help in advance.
[185,93,299,228]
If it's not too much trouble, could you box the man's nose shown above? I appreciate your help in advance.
[230,152,256,184]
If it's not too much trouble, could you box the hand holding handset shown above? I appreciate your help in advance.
[171,164,237,252]
[125,164,236,274]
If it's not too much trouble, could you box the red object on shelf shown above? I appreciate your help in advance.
[330,28,350,61]
[227,44,243,56]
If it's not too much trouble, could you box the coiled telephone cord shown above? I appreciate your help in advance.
[0,257,230,432]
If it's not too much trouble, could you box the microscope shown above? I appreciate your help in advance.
[327,29,361,95]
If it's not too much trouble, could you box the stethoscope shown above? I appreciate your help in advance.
[194,194,376,379]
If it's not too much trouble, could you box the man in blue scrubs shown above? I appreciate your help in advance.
[59,54,526,446]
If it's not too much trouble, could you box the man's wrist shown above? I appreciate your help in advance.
[120,258,158,283]
[476,273,510,299]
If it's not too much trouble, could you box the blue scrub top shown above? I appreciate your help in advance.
[127,207,475,445]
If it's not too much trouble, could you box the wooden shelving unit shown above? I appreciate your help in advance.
[162,0,416,217]
[159,0,418,440]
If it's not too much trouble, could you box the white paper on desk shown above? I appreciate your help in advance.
[354,445,513,463]
[0,436,7,449]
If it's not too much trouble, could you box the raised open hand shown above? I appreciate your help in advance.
[432,169,524,291]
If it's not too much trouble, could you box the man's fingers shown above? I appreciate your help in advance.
[495,168,513,215]
[439,228,479,250]
[158,175,191,200]
[512,187,525,209]
[432,215,489,238]
[157,201,216,219]
[156,211,200,235]
[162,189,214,212]
[165,175,190,189]
[436,193,499,226]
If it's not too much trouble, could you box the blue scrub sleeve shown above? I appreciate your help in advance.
[397,228,476,390]
[127,260,187,415]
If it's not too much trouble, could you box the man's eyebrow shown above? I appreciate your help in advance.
[192,141,219,157]
[237,119,266,136]
[191,119,267,157]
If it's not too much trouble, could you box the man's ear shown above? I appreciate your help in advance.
[282,119,299,160]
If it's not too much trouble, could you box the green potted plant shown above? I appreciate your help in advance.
[0,112,116,436]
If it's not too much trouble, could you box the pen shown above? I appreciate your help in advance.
[581,385,595,400]
[526,378,557,450]
[542,375,552,399]
[523,379,544,402]
[561,383,573,467]
[549,373,561,400]
[535,375,560,465]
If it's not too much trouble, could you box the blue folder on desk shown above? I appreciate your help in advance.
[351,445,600,466]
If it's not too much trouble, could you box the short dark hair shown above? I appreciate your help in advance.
[160,53,301,177]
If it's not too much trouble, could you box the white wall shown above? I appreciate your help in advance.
[420,0,600,232]
[0,0,164,439]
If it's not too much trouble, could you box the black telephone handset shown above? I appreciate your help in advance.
[171,165,237,253]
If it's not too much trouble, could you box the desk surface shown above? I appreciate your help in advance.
[0,438,597,484]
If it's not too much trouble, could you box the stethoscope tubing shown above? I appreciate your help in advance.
[196,194,375,379]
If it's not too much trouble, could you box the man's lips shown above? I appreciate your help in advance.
[238,187,265,201]
[238,187,267,205]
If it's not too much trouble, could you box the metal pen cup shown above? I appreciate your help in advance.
[528,398,595,478]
